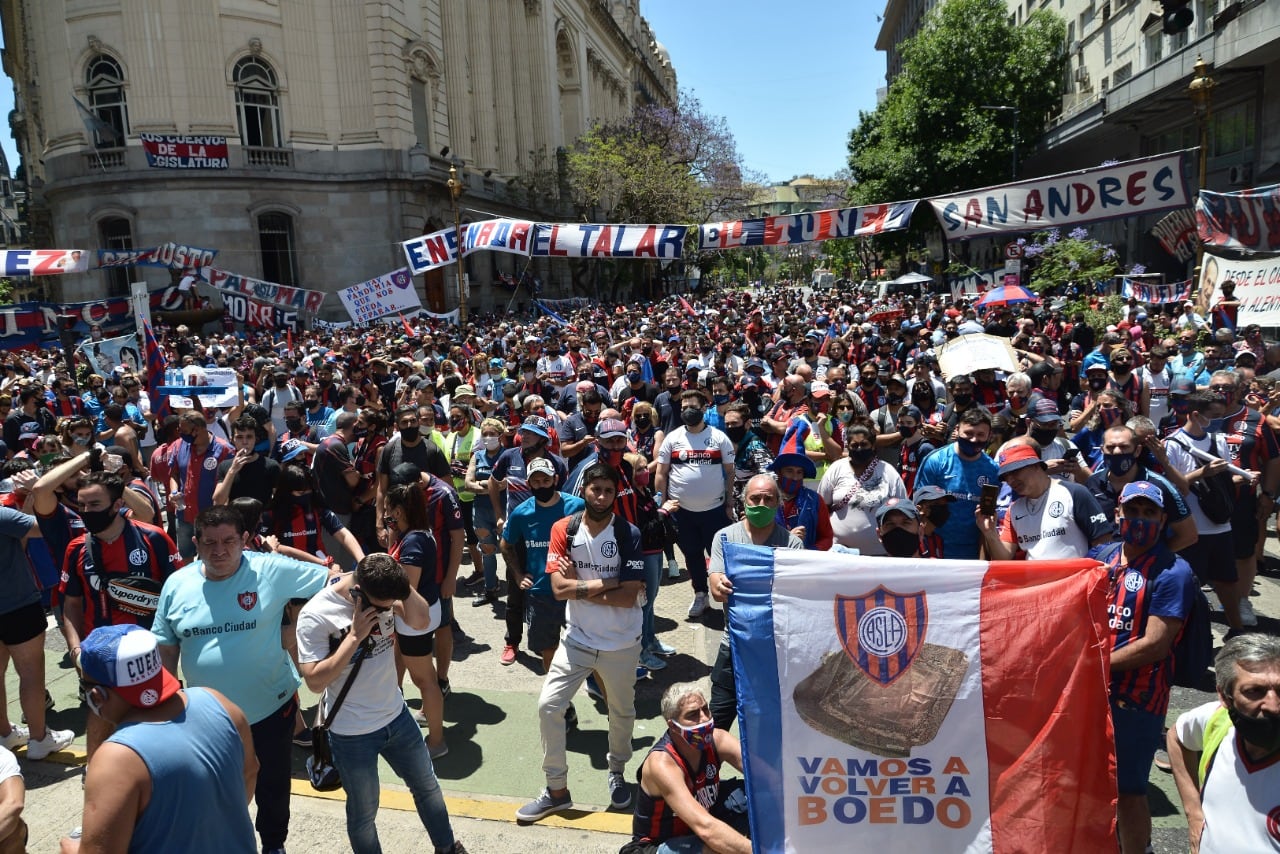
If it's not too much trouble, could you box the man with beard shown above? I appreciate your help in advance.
[517,463,644,822]
[558,389,603,472]
[1167,634,1280,854]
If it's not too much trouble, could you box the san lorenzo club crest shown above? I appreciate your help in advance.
[237,591,258,612]
[835,586,927,686]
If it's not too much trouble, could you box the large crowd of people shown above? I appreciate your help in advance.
[0,279,1275,852]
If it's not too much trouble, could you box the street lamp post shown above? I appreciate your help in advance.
[1187,55,1215,280]
[980,105,1020,180]
[446,161,467,324]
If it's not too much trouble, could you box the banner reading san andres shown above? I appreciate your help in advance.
[724,545,1115,853]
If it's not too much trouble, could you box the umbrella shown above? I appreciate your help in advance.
[974,284,1039,308]
[937,334,1020,380]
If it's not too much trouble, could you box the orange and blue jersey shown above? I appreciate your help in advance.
[170,436,234,522]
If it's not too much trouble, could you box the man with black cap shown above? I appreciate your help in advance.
[977,438,1113,561]
[876,496,921,558]
[68,624,257,853]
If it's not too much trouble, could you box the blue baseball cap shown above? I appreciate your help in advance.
[520,415,551,439]
[1119,480,1163,508]
[80,624,181,709]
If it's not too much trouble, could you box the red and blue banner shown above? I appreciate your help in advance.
[699,202,917,250]
[531,223,687,259]
[221,292,298,331]
[725,545,1114,853]
[96,242,218,270]
[0,249,90,276]
[929,150,1194,240]
[139,134,229,170]
[0,296,136,351]
[1121,278,1191,305]
[402,218,537,275]
[1196,184,1280,252]
[201,267,326,314]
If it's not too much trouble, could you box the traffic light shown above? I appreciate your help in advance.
[1161,0,1194,35]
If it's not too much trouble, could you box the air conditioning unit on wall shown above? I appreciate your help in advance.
[1228,164,1253,186]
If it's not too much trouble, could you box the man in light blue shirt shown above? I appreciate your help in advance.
[912,408,999,560]
[1168,328,1207,386]
[152,505,329,854]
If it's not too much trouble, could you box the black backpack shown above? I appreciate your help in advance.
[1169,433,1235,525]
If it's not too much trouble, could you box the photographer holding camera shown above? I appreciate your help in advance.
[296,553,466,854]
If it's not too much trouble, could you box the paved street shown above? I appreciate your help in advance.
[7,531,1280,852]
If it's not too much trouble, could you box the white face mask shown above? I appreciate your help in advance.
[482,435,501,451]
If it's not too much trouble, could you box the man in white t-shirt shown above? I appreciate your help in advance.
[296,554,466,854]
[536,346,574,396]
[654,388,735,619]
[1139,346,1173,427]
[1167,634,1280,854]
[978,438,1113,560]
[516,463,645,824]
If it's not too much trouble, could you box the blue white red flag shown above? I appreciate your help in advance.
[724,545,1115,853]
[142,320,170,421]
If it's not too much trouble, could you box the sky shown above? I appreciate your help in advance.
[0,2,889,183]
[641,0,886,183]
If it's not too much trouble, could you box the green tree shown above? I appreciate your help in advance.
[1022,227,1120,294]
[846,0,1066,266]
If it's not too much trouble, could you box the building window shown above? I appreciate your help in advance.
[1210,101,1256,160]
[258,212,297,285]
[1146,31,1163,65]
[234,57,282,148]
[411,79,431,150]
[99,217,133,297]
[1113,62,1133,86]
[86,56,128,148]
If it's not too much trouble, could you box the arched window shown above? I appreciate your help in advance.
[234,57,282,148]
[85,56,128,148]
[258,212,297,285]
[99,217,133,297]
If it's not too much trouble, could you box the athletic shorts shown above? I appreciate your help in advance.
[1111,698,1165,795]
[1230,491,1259,560]
[0,602,46,646]
[526,595,566,654]
[399,629,435,657]
[1178,531,1238,584]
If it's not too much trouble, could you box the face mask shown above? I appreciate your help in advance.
[586,502,613,521]
[634,415,652,430]
[531,484,557,504]
[681,407,705,427]
[861,375,877,387]
[1180,344,1194,353]
[1087,377,1108,392]
[601,448,625,467]
[399,426,420,442]
[293,494,312,509]
[713,394,730,405]
[286,418,305,433]
[72,435,92,447]
[634,469,651,489]
[80,506,118,535]
[675,718,716,751]
[898,424,917,438]
[253,439,271,454]
[1118,517,1161,551]
[881,526,919,558]
[1172,401,1191,417]
[449,416,465,430]
[830,379,847,393]
[923,504,951,528]
[582,411,600,426]
[743,503,777,529]
[956,437,983,457]
[952,393,973,408]
[887,392,904,405]
[777,474,803,496]
[483,435,501,451]
[521,440,546,458]
[801,348,815,358]
[849,447,876,466]
[1030,428,1058,447]
[1105,453,1137,477]
[724,425,748,445]
[1227,704,1280,754]
[274,379,287,388]
[1112,362,1131,375]
[627,373,642,384]
[306,399,319,409]
[353,427,369,440]
[1099,408,1123,428]
[180,432,196,445]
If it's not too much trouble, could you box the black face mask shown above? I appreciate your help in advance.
[399,426,420,443]
[1227,704,1280,754]
[881,526,918,558]
[305,399,320,409]
[1030,428,1058,447]
[531,484,557,504]
[1088,377,1107,391]
[634,414,651,429]
[286,418,305,433]
[80,506,118,535]
[681,407,704,427]
[849,447,876,466]
[952,393,973,408]
[923,505,951,528]
[521,440,546,458]
[725,425,747,444]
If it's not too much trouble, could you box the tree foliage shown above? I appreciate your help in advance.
[1023,227,1120,293]
[564,89,756,225]
[847,0,1067,206]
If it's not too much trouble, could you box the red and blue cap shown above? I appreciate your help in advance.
[768,420,817,479]
[1119,480,1163,508]
[80,624,181,709]
[995,442,1044,478]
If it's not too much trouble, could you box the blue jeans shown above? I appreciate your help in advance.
[658,837,706,854]
[472,500,500,590]
[328,705,455,854]
[641,552,661,650]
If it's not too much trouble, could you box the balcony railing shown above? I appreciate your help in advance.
[85,148,127,170]
[244,147,292,168]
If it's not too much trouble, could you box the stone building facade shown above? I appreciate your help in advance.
[0,0,676,317]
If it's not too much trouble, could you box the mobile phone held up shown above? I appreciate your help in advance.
[978,483,1000,517]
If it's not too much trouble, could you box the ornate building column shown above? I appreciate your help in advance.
[466,0,497,170]
[441,0,472,163]
[489,0,517,175]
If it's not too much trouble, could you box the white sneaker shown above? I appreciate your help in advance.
[667,560,681,579]
[687,592,709,619]
[1239,599,1258,627]
[26,727,74,760]
[0,725,28,750]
